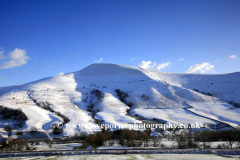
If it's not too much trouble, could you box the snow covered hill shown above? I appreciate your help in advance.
[0,63,240,137]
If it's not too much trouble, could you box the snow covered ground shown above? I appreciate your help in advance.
[0,63,239,137]
[1,153,240,160]
[35,143,82,150]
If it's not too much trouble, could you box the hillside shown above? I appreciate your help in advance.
[0,63,240,137]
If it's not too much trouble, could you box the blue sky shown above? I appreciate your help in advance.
[0,0,240,87]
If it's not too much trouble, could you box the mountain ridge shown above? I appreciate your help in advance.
[0,63,240,138]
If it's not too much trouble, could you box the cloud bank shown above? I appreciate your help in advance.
[186,62,215,74]
[0,48,29,70]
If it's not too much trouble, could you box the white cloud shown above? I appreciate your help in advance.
[0,51,7,61]
[94,58,103,62]
[139,60,171,70]
[229,55,237,59]
[57,72,64,76]
[0,48,29,70]
[157,61,171,70]
[177,58,184,61]
[139,61,156,69]
[0,47,4,50]
[130,58,135,61]
[9,49,27,60]
[186,62,215,74]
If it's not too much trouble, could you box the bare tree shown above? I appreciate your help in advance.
[153,137,162,147]
[175,132,187,149]
[200,130,213,148]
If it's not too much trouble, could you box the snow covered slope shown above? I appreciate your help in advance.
[0,63,239,137]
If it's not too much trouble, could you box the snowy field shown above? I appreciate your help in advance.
[1,154,239,160]
[34,143,82,150]
[31,141,240,151]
